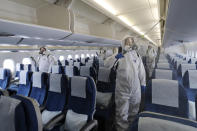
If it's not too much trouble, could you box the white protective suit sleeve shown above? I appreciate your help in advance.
[104,54,117,68]
[138,55,146,86]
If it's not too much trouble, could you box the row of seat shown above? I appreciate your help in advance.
[0,57,116,130]
[0,72,98,131]
[129,53,197,130]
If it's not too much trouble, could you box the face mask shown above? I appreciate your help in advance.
[124,45,131,51]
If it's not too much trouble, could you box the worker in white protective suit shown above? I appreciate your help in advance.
[31,46,57,73]
[145,45,156,79]
[115,36,146,131]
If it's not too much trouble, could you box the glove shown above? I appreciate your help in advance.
[115,53,124,59]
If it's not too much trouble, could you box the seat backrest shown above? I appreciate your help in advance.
[68,60,74,66]
[0,95,42,131]
[183,70,197,89]
[65,76,96,130]
[0,95,27,131]
[64,66,74,77]
[158,58,168,63]
[151,79,179,108]
[15,63,24,77]
[0,68,11,90]
[13,95,43,131]
[74,62,80,70]
[86,60,93,67]
[17,71,32,96]
[45,74,68,111]
[156,63,170,70]
[51,65,62,74]
[81,58,86,64]
[29,72,48,106]
[175,60,189,70]
[189,58,197,64]
[24,64,32,71]
[98,67,110,83]
[178,64,196,78]
[182,70,197,120]
[97,67,115,92]
[154,69,173,80]
[130,111,197,131]
[80,66,90,77]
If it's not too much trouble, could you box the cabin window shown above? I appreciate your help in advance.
[192,51,195,57]
[81,54,85,59]
[22,58,31,64]
[75,55,79,59]
[67,55,72,60]
[195,51,197,58]
[86,54,90,57]
[3,59,15,72]
[91,54,94,57]
[59,56,64,61]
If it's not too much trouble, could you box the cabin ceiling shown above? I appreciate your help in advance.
[163,0,197,47]
[82,0,161,46]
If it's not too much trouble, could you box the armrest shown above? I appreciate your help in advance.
[80,120,98,131]
[40,106,45,112]
[10,79,19,84]
[44,113,65,131]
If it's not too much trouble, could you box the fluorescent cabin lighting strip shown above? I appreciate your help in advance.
[93,0,118,15]
[118,16,133,27]
[93,0,156,45]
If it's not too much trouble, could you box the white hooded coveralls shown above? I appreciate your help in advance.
[146,48,156,78]
[115,50,146,131]
[37,54,56,73]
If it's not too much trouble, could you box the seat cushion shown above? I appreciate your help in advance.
[65,110,88,131]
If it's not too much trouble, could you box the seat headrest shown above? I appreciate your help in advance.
[183,70,197,89]
[65,66,73,77]
[178,64,196,77]
[98,67,111,82]
[24,64,31,71]
[80,66,90,77]
[157,63,170,69]
[32,72,42,88]
[0,68,5,80]
[155,69,173,80]
[52,65,60,74]
[49,74,62,93]
[136,111,197,131]
[71,76,87,98]
[152,79,179,107]
[16,63,23,71]
[98,67,110,82]
[0,96,25,131]
[19,71,28,85]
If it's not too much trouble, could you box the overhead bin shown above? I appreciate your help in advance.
[0,2,121,47]
[0,19,72,40]
[65,33,121,46]
[0,37,21,45]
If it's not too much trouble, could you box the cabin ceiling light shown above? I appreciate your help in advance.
[118,16,133,27]
[93,0,118,15]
